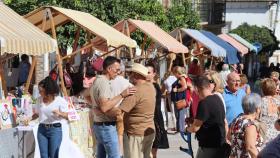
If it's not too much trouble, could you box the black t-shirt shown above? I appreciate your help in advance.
[195,94,226,148]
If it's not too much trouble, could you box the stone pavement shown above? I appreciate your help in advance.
[157,133,198,158]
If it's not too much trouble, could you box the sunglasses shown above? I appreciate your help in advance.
[209,79,215,84]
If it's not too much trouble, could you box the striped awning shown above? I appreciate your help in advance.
[0,2,57,56]
[24,6,137,52]
[92,19,189,54]
[201,30,239,64]
[229,33,258,53]
[218,34,249,56]
[180,29,227,57]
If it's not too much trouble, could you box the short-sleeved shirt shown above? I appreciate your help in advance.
[223,88,246,125]
[34,96,68,124]
[111,76,133,107]
[90,75,115,122]
[119,82,156,136]
[195,94,226,148]
[164,75,177,93]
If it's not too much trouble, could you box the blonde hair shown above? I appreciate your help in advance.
[207,70,224,93]
[261,78,277,96]
[271,71,279,79]
[173,66,186,76]
[240,74,248,85]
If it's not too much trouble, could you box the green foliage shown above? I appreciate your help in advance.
[4,0,200,50]
[167,0,200,31]
[231,23,279,53]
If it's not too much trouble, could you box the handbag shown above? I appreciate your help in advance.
[63,70,73,88]
[176,99,187,110]
[91,57,104,72]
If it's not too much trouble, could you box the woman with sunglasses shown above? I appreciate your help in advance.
[33,77,68,158]
[205,71,230,143]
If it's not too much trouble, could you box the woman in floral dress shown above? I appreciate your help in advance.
[260,78,280,143]
[230,94,264,158]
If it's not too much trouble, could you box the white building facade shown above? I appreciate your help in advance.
[224,0,280,64]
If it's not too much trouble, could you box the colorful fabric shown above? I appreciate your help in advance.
[230,115,263,158]
[260,96,280,142]
[69,109,95,158]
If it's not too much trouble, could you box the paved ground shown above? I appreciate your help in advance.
[157,133,198,158]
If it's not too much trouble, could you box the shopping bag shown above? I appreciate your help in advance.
[66,97,80,121]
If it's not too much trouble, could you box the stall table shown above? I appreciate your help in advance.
[0,108,95,158]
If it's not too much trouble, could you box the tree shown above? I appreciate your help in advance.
[166,0,201,31]
[4,0,200,49]
[231,23,279,53]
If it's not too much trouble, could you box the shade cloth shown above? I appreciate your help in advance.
[229,33,258,53]
[200,30,239,64]
[92,19,189,54]
[0,2,56,56]
[218,34,249,56]
[180,29,227,57]
[24,6,136,52]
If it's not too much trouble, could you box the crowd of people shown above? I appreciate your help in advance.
[29,54,280,158]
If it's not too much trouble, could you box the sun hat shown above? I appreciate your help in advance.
[130,63,148,77]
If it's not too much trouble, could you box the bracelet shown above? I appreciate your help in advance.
[120,93,124,98]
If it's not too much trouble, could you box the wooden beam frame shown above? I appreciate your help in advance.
[61,43,94,60]
[46,8,68,96]
[140,34,147,60]
[177,30,186,67]
[123,20,133,59]
[0,62,7,97]
[24,56,37,94]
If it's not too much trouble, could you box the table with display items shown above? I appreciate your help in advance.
[0,108,95,158]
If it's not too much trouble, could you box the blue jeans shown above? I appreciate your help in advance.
[37,125,62,158]
[93,124,120,158]
[174,105,187,132]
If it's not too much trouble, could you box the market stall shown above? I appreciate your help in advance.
[24,6,137,96]
[0,2,56,98]
[169,28,227,71]
[92,19,189,72]
[228,33,261,78]
[229,33,258,53]
[200,30,239,64]
[218,33,249,56]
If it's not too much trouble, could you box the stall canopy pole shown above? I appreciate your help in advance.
[0,40,7,98]
[168,53,176,72]
[46,8,68,96]
[141,35,147,61]
[124,20,133,59]
[24,56,37,94]
[25,9,48,93]
[0,63,7,97]
[178,30,186,67]
[69,26,81,63]
[62,43,94,60]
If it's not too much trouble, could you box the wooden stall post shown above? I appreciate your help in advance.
[168,53,176,72]
[46,8,68,96]
[178,30,186,67]
[0,62,7,97]
[124,20,133,59]
[69,26,81,63]
[140,35,147,62]
[24,56,37,94]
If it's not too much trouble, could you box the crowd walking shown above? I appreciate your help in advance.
[29,55,280,158]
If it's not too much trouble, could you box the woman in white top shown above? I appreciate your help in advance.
[33,77,68,158]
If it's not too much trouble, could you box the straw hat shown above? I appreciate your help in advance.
[130,63,148,77]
